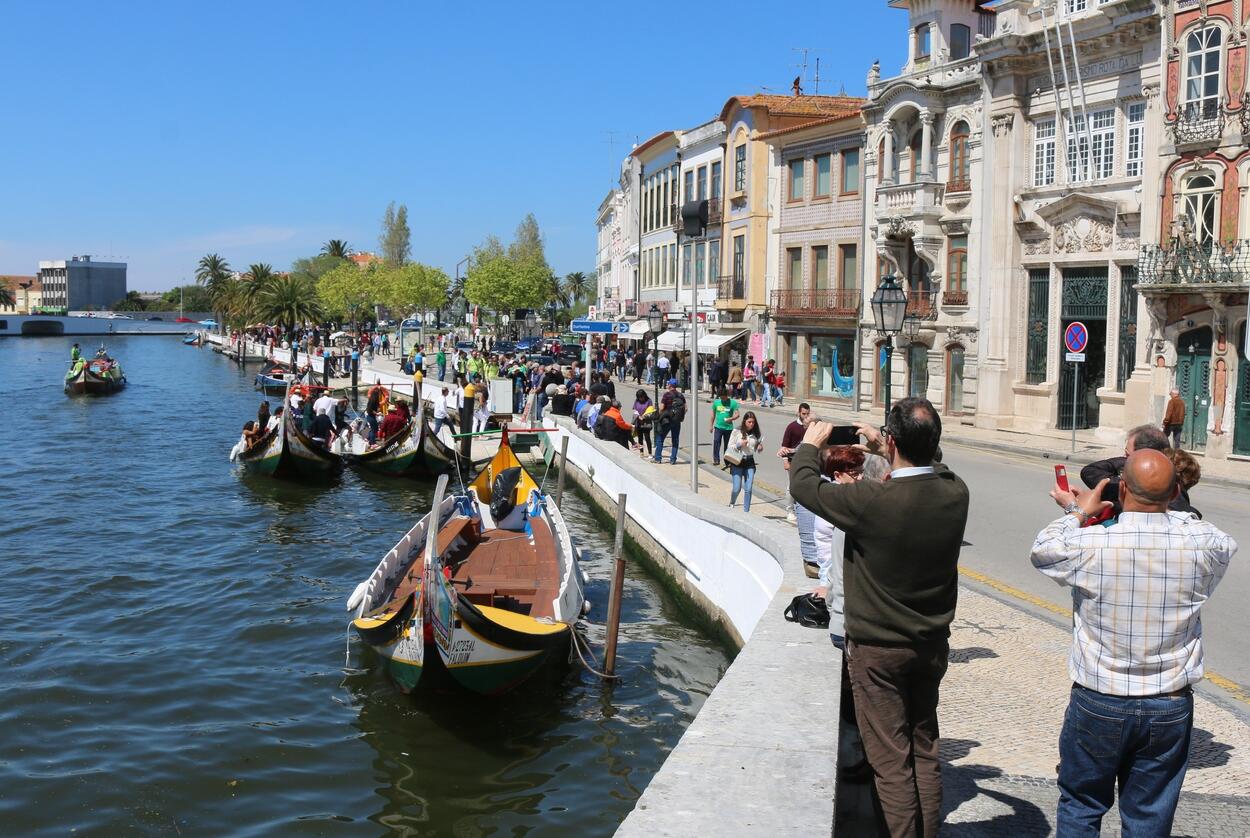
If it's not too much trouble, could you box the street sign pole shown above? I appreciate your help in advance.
[1063,322,1089,454]
[1071,360,1079,454]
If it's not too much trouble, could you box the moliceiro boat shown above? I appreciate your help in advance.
[344,399,452,478]
[348,430,585,695]
[64,349,126,396]
[234,385,342,479]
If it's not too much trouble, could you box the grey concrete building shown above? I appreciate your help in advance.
[38,255,127,312]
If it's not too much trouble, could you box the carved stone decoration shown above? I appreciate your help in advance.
[1053,216,1115,253]
[883,216,916,239]
[1023,237,1050,256]
[1213,358,1228,434]
[1145,296,1169,355]
[990,113,1014,137]
[1141,83,1160,109]
[1202,291,1228,337]
[945,324,979,345]
[1114,217,1140,253]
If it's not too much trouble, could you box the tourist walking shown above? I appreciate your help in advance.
[790,399,969,838]
[1163,387,1185,448]
[1031,449,1235,836]
[727,359,743,399]
[726,412,763,511]
[777,402,811,525]
[432,387,452,436]
[632,389,654,457]
[651,379,686,465]
[709,388,739,467]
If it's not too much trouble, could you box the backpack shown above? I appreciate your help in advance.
[783,593,830,629]
[667,391,687,423]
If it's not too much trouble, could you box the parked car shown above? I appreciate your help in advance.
[492,340,516,354]
[557,343,585,364]
[146,316,164,321]
[514,336,540,352]
[455,340,475,351]
[525,354,556,367]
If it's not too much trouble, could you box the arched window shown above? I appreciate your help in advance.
[946,345,965,414]
[1183,26,1223,121]
[1182,173,1220,244]
[950,24,971,60]
[948,121,970,191]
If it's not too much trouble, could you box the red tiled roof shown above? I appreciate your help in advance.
[0,274,38,290]
[758,107,866,140]
[720,94,866,123]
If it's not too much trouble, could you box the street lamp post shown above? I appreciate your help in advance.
[524,310,537,344]
[648,304,665,408]
[870,272,908,419]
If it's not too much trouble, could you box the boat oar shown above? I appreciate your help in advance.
[424,473,450,577]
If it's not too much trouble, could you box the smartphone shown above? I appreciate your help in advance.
[826,426,860,446]
[1054,464,1070,493]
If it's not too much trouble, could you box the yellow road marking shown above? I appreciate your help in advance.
[958,566,1250,706]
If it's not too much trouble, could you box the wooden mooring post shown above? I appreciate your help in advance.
[603,493,627,677]
[554,435,570,509]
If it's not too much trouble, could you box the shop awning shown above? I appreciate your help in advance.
[655,327,694,353]
[697,328,747,355]
[617,319,651,340]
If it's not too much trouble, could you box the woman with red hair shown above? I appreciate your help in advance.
[815,445,866,646]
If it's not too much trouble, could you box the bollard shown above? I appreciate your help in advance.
[459,383,476,460]
[554,435,570,509]
[322,353,330,390]
[603,493,627,677]
[350,351,360,408]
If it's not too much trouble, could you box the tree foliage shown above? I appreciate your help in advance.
[463,216,555,317]
[317,262,382,324]
[379,201,412,267]
[383,263,449,316]
[0,286,15,309]
[290,252,347,283]
[111,290,148,311]
[259,273,323,330]
[322,239,352,259]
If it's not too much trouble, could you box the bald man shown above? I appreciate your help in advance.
[1031,449,1237,836]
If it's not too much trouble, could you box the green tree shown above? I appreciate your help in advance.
[322,239,352,259]
[379,201,411,267]
[195,253,233,319]
[241,263,276,321]
[508,213,548,269]
[0,285,16,309]
[384,263,450,317]
[563,271,590,303]
[317,262,381,330]
[290,252,347,283]
[112,290,148,311]
[259,273,323,331]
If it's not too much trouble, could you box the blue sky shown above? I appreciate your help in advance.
[0,1,903,290]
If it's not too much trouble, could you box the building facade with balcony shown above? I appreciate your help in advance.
[595,186,632,318]
[1134,0,1250,460]
[861,0,994,421]
[972,0,1162,440]
[716,94,867,338]
[761,107,868,405]
[632,131,682,311]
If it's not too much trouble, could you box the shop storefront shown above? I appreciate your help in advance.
[777,328,858,405]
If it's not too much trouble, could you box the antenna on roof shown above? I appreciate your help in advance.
[792,47,827,95]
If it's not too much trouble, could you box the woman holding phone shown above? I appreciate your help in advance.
[727,412,764,511]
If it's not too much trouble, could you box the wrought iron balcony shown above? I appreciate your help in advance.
[670,205,681,232]
[906,289,939,320]
[717,274,746,300]
[1138,239,1250,288]
[1169,100,1225,145]
[706,197,722,222]
[770,287,860,318]
[941,289,969,307]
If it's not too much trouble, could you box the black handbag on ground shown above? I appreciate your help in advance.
[783,592,829,628]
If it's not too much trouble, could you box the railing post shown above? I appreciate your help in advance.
[603,493,627,677]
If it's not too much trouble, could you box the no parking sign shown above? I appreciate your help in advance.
[1064,322,1088,363]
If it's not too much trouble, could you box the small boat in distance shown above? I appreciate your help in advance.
[182,333,201,346]
[65,347,126,396]
[255,361,299,395]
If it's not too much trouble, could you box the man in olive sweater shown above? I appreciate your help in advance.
[790,397,969,838]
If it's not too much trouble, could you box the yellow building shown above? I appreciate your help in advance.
[715,94,865,330]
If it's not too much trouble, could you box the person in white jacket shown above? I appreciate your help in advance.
[727,412,764,511]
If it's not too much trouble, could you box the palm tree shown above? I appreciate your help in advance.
[322,239,352,259]
[563,271,590,303]
[259,274,324,333]
[0,285,14,310]
[195,253,233,323]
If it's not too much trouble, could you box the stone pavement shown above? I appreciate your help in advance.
[631,428,1250,836]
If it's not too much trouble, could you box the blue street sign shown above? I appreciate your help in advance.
[1064,321,1089,354]
[571,319,630,334]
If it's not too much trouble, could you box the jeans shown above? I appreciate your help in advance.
[433,416,446,437]
[366,413,379,444]
[759,380,772,406]
[1057,684,1194,838]
[794,501,817,565]
[437,364,446,382]
[730,464,755,511]
[653,421,680,464]
[743,379,756,401]
[712,427,732,464]
[773,385,784,405]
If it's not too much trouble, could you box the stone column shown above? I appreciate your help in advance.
[920,111,935,180]
[882,121,895,185]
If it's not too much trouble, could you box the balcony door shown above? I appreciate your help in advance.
[1177,326,1213,450]
[1236,322,1250,456]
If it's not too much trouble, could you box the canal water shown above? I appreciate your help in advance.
[0,337,730,836]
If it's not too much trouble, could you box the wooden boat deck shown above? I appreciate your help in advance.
[447,517,558,620]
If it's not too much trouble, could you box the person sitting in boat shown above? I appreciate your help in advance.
[312,388,337,422]
[376,403,406,442]
[71,343,81,362]
[257,400,271,431]
[365,386,382,444]
[334,398,351,437]
[310,407,336,449]
[230,421,261,461]
[268,405,283,432]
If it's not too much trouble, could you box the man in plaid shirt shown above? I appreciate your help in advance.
[1031,449,1236,836]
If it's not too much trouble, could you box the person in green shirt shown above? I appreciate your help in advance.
[436,349,447,382]
[70,343,81,362]
[709,387,740,467]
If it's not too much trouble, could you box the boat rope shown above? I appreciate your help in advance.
[570,626,618,681]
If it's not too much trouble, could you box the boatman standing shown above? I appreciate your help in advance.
[71,343,81,362]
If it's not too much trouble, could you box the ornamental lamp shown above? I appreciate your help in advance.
[647,303,665,334]
[870,273,908,335]
[902,313,921,342]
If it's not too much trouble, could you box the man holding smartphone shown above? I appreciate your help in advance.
[790,397,968,837]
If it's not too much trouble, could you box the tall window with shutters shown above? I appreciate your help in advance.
[1034,120,1056,186]
[734,145,746,192]
[1026,268,1050,384]
[946,236,968,303]
[1125,103,1145,178]
[1183,26,1223,121]
[948,121,970,191]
